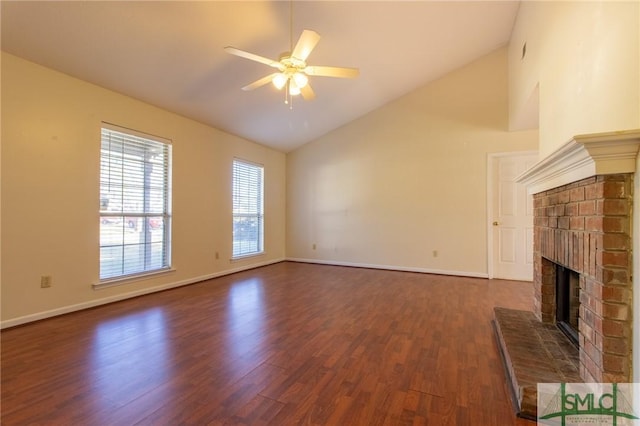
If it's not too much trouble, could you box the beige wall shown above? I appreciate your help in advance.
[1,53,286,326]
[509,1,640,157]
[286,48,538,276]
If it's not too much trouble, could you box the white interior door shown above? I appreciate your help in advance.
[489,153,537,281]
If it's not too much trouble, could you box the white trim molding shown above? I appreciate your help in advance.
[516,129,640,194]
[286,257,489,279]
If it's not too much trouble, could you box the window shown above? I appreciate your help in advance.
[99,124,172,281]
[232,159,264,258]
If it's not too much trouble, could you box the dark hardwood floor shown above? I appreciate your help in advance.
[2,262,535,425]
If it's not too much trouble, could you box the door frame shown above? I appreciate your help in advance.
[486,151,538,279]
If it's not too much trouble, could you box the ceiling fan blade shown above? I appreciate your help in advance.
[242,73,279,91]
[300,83,316,101]
[224,46,284,71]
[304,65,359,79]
[291,30,321,61]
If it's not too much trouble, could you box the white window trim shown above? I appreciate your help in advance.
[232,158,265,259]
[99,123,173,282]
[93,268,176,290]
[230,252,266,262]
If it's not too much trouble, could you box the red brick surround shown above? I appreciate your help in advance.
[533,174,633,383]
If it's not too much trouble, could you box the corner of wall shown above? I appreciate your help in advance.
[633,153,640,382]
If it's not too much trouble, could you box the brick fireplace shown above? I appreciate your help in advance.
[520,130,640,385]
[495,130,640,418]
[533,174,633,382]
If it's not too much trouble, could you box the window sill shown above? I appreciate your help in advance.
[231,252,265,262]
[93,268,176,290]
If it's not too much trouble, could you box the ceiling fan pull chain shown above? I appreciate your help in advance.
[284,81,289,105]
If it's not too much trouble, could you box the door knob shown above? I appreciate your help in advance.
[493,221,500,226]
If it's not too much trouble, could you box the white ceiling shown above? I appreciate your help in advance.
[1,1,520,152]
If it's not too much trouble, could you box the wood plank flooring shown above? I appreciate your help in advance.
[2,262,535,425]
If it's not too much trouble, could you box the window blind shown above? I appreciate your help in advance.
[232,159,264,258]
[99,125,172,280]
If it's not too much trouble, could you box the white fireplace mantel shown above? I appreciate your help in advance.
[516,129,640,194]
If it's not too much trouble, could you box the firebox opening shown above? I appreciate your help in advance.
[555,264,580,346]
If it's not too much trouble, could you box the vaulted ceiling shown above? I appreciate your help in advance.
[1,1,520,152]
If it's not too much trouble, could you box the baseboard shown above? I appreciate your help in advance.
[1,257,285,329]
[2,257,486,328]
[285,257,489,279]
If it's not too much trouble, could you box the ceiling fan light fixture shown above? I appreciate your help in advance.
[272,73,288,90]
[293,72,308,89]
[289,80,301,96]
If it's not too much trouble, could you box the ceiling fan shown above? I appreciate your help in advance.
[224,29,359,102]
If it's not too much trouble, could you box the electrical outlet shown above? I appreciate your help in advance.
[312,243,316,250]
[40,275,52,288]
[433,250,438,258]
[215,251,220,260]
